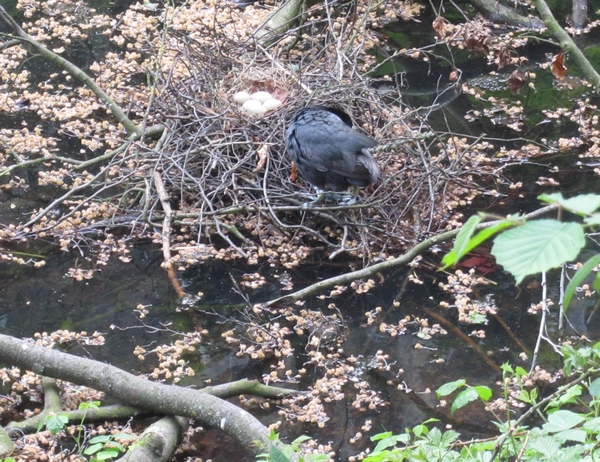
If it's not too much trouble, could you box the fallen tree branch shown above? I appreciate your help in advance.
[8,400,151,436]
[0,428,13,455]
[154,171,185,298]
[6,377,293,438]
[267,205,559,306]
[114,415,189,462]
[531,0,600,89]
[253,0,305,44]
[471,0,544,28]
[0,334,274,457]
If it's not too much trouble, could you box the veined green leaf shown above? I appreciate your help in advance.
[451,387,479,413]
[441,215,517,269]
[539,192,600,215]
[491,219,585,284]
[436,379,466,397]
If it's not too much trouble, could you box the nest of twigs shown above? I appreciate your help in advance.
[143,14,489,269]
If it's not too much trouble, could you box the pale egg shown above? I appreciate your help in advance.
[251,91,272,103]
[242,99,267,115]
[262,98,282,111]
[233,91,251,104]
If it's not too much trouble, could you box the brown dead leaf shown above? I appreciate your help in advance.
[290,162,298,182]
[464,31,489,53]
[507,70,525,93]
[432,17,447,41]
[270,88,289,103]
[551,52,568,79]
[496,48,515,70]
[254,144,269,173]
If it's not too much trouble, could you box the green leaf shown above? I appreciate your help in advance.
[539,192,600,215]
[88,435,113,444]
[543,410,585,432]
[500,363,514,374]
[474,386,492,402]
[545,384,580,410]
[451,387,479,413]
[370,432,408,453]
[412,423,430,438]
[590,378,600,398]
[107,442,125,452]
[553,428,587,443]
[269,444,292,462]
[528,436,560,457]
[436,379,466,398]
[84,443,104,455]
[515,366,528,377]
[584,213,600,225]
[441,215,482,269]
[538,192,565,205]
[593,271,600,294]
[370,431,393,442]
[79,401,101,411]
[563,254,600,311]
[491,219,586,284]
[93,448,120,460]
[45,414,69,435]
[469,312,488,324]
[291,435,311,445]
[583,416,600,432]
[307,455,331,462]
[441,215,516,269]
[517,390,533,404]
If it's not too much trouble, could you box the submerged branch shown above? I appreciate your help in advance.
[0,6,140,136]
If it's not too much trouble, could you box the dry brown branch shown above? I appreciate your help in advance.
[154,171,185,298]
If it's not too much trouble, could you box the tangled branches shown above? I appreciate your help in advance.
[0,0,504,273]
[144,25,492,270]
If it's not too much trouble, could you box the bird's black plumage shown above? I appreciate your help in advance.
[285,106,380,193]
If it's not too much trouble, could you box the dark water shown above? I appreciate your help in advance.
[2,1,600,460]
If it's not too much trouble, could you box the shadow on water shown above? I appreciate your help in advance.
[0,242,180,369]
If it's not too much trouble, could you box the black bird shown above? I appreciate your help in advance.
[285,106,380,202]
